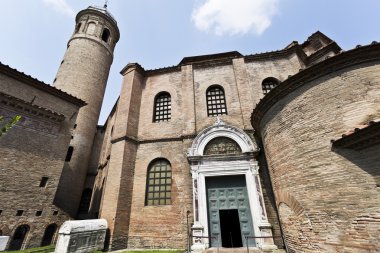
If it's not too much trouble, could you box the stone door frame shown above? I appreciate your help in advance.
[187,119,276,251]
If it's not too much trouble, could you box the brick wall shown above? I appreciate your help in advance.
[257,57,380,252]
[0,72,81,249]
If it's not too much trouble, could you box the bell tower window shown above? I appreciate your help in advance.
[101,28,110,42]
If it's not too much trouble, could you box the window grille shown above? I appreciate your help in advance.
[262,78,279,95]
[206,86,227,117]
[154,92,171,122]
[146,159,172,205]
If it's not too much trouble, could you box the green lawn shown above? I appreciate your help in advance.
[2,245,55,253]
[3,246,184,253]
[92,250,184,253]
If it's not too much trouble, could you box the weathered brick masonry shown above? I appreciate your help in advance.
[0,63,85,249]
[252,43,380,252]
[2,4,378,252]
[91,32,341,250]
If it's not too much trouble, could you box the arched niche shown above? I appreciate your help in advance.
[188,119,258,158]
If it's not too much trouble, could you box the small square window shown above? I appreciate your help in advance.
[36,210,42,216]
[53,210,59,216]
[16,210,24,216]
[39,177,49,187]
[0,210,2,215]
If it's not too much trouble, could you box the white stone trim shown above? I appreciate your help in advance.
[188,121,276,251]
[187,119,258,157]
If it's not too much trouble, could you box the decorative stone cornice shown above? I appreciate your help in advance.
[251,42,380,132]
[145,65,181,76]
[111,133,197,145]
[0,91,65,122]
[120,62,146,76]
[119,32,340,77]
[179,51,242,66]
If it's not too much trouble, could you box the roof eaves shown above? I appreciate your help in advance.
[251,41,380,132]
[0,62,86,107]
[331,120,380,150]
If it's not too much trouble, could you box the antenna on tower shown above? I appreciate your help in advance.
[104,0,109,8]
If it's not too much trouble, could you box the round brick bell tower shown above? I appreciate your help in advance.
[53,5,120,217]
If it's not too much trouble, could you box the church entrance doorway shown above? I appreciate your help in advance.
[206,175,254,247]
[219,209,243,247]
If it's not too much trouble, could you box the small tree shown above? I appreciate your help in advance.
[0,115,21,137]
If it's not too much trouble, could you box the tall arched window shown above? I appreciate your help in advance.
[206,86,227,117]
[40,224,57,246]
[153,92,171,122]
[77,188,92,216]
[262,77,279,95]
[101,28,110,42]
[9,225,30,250]
[145,159,172,205]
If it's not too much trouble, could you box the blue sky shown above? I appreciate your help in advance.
[1,0,379,124]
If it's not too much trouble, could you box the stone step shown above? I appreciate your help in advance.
[204,247,286,253]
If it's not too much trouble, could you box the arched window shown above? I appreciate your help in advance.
[9,225,30,250]
[204,137,242,155]
[206,85,227,117]
[77,188,92,216]
[145,159,172,205]
[40,224,57,247]
[262,77,279,95]
[153,92,171,122]
[101,28,110,42]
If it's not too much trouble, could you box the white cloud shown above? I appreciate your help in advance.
[192,0,279,36]
[41,0,75,17]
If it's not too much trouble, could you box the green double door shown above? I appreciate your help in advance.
[206,175,255,248]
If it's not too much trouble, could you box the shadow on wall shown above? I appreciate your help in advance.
[332,144,380,186]
[53,163,80,218]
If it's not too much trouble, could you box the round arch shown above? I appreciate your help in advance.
[0,225,10,236]
[41,223,58,246]
[276,189,304,216]
[9,224,30,250]
[188,119,259,157]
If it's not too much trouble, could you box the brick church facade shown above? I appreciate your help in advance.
[0,5,379,253]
